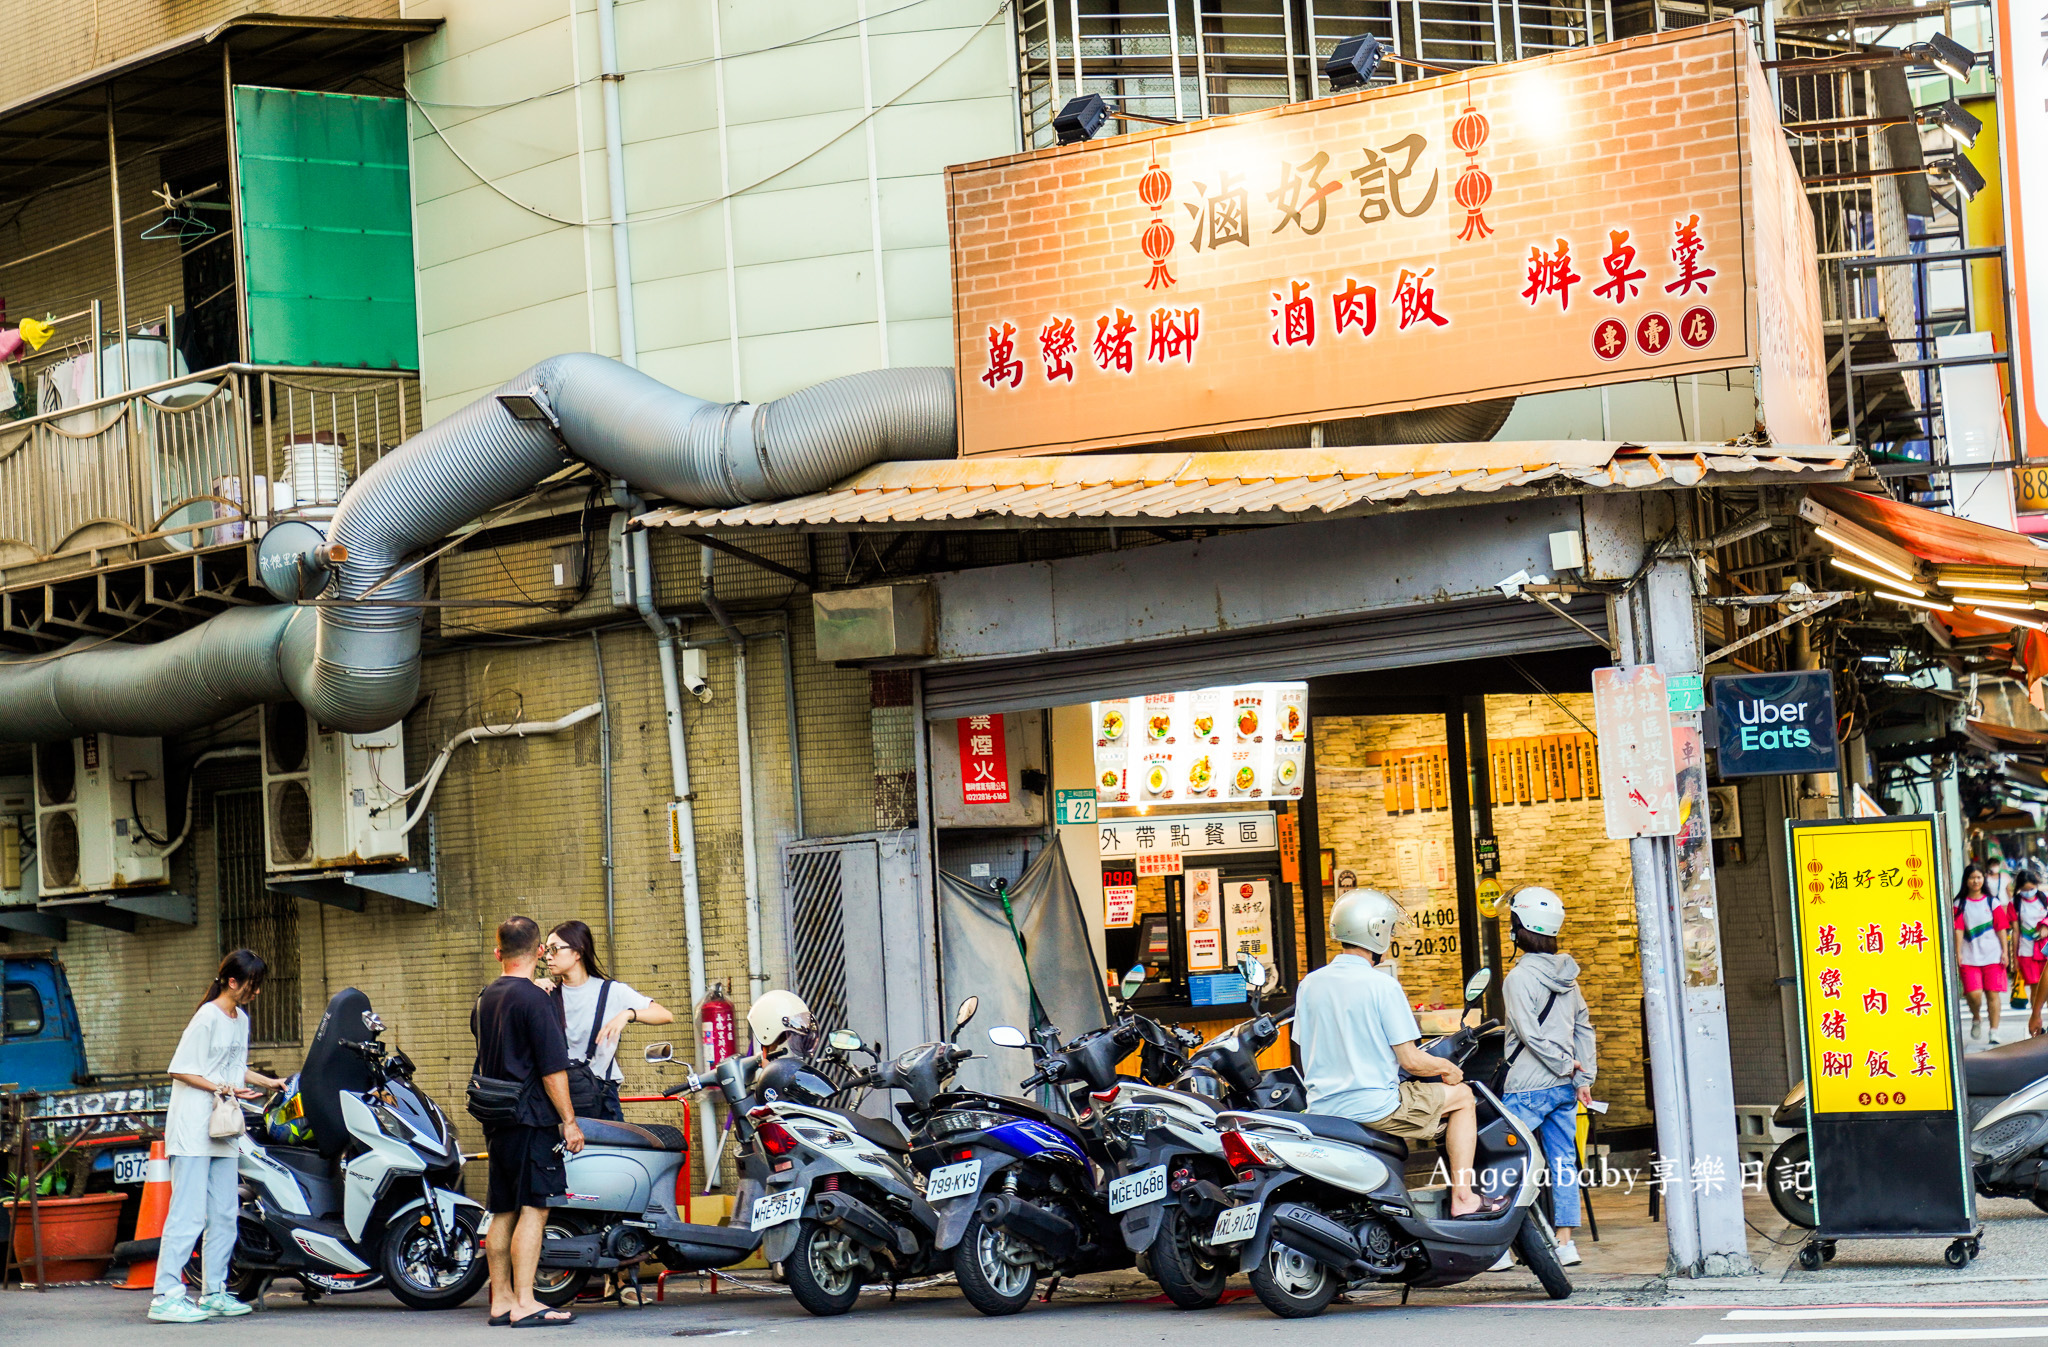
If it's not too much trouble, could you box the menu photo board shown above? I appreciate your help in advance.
[1185,867,1224,971]
[1093,683,1306,809]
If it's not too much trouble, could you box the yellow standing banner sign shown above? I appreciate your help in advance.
[1786,816,1978,1267]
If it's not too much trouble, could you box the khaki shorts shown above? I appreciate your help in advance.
[1364,1079,1452,1141]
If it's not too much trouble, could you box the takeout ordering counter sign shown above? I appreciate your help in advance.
[945,24,1828,457]
[1712,670,1839,777]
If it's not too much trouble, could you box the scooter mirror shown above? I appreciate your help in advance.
[987,1025,1030,1049]
[643,1041,675,1064]
[1237,955,1267,988]
[1463,968,1494,1003]
[361,1010,385,1034]
[954,995,980,1031]
[826,1028,863,1052]
[1120,964,1148,999]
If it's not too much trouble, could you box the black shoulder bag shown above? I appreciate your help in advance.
[560,980,614,1118]
[466,990,531,1127]
[1491,987,1563,1095]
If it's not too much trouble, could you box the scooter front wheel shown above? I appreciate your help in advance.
[952,1211,1037,1316]
[1513,1213,1573,1300]
[1767,1134,1817,1230]
[785,1219,865,1316]
[1248,1242,1336,1318]
[380,1206,489,1310]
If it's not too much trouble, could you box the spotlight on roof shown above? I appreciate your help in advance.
[1325,34,1389,91]
[1929,153,1986,201]
[1054,94,1109,145]
[496,387,560,428]
[1913,31,1978,81]
[1919,98,1982,148]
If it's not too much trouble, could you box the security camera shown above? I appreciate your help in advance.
[680,647,710,699]
[1497,569,1533,600]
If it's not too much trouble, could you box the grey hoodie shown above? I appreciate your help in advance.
[1502,952,1597,1095]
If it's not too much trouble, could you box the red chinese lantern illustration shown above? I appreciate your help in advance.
[1138,152,1175,289]
[1451,101,1493,241]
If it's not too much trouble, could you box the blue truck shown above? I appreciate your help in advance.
[3,954,171,1192]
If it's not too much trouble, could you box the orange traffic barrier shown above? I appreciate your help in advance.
[120,1142,171,1290]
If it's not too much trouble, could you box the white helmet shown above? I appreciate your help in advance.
[746,990,815,1051]
[1508,885,1566,937]
[1329,888,1403,955]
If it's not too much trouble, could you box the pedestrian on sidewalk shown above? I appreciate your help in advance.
[2017,870,2048,1037]
[1957,863,2013,1042]
[472,914,583,1327]
[149,950,288,1323]
[1499,886,1596,1270]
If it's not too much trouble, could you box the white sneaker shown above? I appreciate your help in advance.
[1556,1240,1583,1267]
[1488,1251,1515,1271]
[1972,1020,1987,1041]
[198,1290,254,1317]
[148,1295,211,1324]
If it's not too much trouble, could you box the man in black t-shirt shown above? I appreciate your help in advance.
[472,915,583,1326]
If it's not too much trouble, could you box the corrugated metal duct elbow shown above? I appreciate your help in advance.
[0,354,955,744]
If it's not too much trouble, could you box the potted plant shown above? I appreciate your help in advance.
[5,1150,126,1283]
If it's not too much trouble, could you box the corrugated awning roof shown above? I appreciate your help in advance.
[1809,486,2048,571]
[636,440,1854,532]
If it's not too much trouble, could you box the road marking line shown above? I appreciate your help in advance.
[1729,1311,2048,1322]
[1701,1330,2048,1344]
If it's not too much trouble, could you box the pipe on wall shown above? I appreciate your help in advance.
[0,354,954,745]
[699,549,767,1007]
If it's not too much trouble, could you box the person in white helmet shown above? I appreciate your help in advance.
[1294,888,1489,1218]
[747,989,816,1059]
[1499,885,1596,1267]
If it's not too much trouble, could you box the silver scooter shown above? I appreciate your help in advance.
[1213,969,1571,1316]
[528,1043,762,1306]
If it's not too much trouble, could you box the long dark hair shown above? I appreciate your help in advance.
[201,948,267,1010]
[1955,863,1988,915]
[549,920,608,982]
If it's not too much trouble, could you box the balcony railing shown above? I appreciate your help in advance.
[0,364,419,582]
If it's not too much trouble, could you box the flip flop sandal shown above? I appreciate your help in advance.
[491,1313,513,1326]
[512,1310,577,1327]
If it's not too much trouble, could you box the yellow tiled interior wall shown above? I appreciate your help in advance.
[1314,695,1650,1129]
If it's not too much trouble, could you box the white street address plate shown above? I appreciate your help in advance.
[749,1187,805,1231]
[1107,1165,1167,1214]
[1211,1201,1262,1245]
[925,1160,980,1202]
[111,1150,149,1185]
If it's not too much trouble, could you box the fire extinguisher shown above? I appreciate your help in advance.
[698,983,736,1065]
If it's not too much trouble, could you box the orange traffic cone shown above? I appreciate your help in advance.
[120,1142,171,1290]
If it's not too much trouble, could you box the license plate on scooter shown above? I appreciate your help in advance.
[1210,1202,1262,1245]
[750,1187,805,1231]
[1107,1165,1167,1214]
[925,1159,980,1202]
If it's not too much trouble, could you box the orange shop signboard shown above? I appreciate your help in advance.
[946,23,1828,458]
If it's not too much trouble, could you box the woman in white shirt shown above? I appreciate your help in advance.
[149,950,287,1323]
[542,920,675,1121]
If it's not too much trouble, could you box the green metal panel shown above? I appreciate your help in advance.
[235,86,418,370]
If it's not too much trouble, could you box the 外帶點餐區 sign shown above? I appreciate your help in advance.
[947,23,1825,457]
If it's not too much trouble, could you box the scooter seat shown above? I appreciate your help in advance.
[1296,1112,1410,1160]
[1965,1033,2048,1097]
[842,1110,912,1152]
[577,1117,688,1152]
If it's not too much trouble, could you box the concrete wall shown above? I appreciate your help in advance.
[402,0,1017,419]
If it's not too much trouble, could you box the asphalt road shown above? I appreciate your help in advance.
[22,1277,2048,1347]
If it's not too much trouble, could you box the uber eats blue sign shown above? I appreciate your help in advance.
[1712,671,1839,778]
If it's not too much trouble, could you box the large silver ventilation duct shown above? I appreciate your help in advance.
[0,354,954,745]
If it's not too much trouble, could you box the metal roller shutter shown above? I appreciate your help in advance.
[920,595,1608,720]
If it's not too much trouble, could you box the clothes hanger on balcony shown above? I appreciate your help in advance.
[139,182,216,243]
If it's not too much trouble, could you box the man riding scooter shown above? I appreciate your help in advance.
[1293,889,1494,1218]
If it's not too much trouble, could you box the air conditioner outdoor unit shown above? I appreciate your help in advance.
[32,735,170,897]
[260,705,409,873]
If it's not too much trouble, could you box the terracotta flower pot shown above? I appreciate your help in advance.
[8,1192,128,1283]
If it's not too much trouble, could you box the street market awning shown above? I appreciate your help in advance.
[1800,486,2048,688]
[636,440,1854,531]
